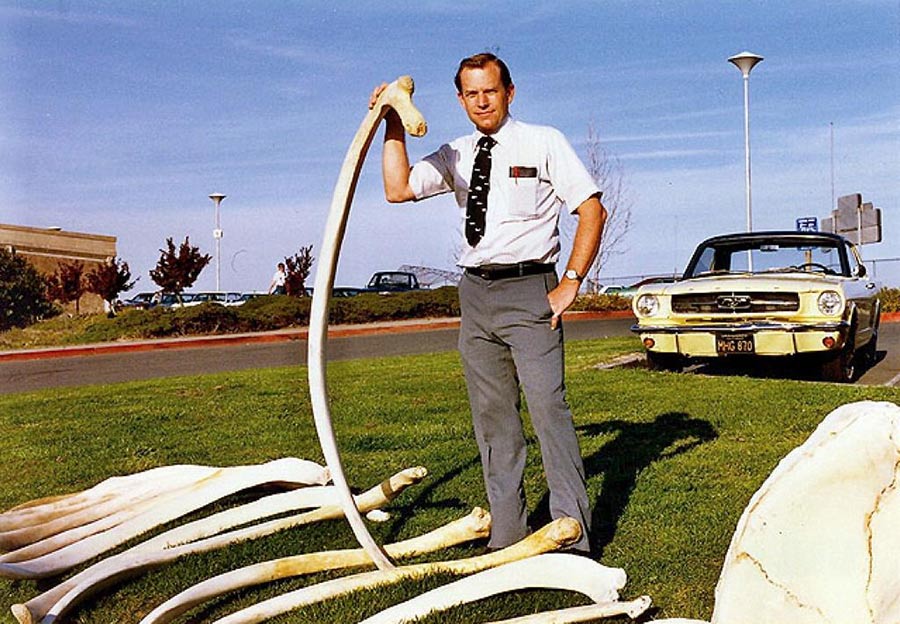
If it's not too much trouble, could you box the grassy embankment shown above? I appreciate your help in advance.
[0,336,897,622]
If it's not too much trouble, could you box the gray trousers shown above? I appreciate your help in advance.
[458,270,592,551]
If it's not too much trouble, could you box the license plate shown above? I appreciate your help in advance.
[716,333,755,355]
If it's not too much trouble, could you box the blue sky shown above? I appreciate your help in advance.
[2,1,898,292]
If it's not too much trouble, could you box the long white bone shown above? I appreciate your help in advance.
[212,517,581,624]
[11,466,426,624]
[0,458,329,576]
[139,508,491,624]
[482,598,653,623]
[1,460,323,559]
[307,75,427,571]
[357,553,632,624]
[0,464,219,539]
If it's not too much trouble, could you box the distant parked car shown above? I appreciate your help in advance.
[228,292,266,306]
[332,287,364,298]
[184,291,242,307]
[598,284,626,295]
[119,292,157,310]
[366,271,421,293]
[631,231,882,382]
[157,292,198,308]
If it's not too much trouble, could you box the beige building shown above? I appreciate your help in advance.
[1,223,117,314]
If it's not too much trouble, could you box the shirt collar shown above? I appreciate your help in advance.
[474,115,514,147]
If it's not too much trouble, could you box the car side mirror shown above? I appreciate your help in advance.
[857,264,867,278]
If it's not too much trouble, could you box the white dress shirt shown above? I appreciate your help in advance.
[408,117,601,268]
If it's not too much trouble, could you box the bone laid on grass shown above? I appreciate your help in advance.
[211,517,581,624]
[0,464,220,542]
[139,507,491,624]
[357,553,630,624]
[11,466,427,624]
[481,597,653,623]
[0,458,329,578]
[307,74,427,571]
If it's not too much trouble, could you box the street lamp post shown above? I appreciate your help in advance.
[728,51,763,235]
[208,193,226,291]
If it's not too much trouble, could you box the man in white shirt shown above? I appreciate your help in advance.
[373,52,606,554]
[268,262,286,295]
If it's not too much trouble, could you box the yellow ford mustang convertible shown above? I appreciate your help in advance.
[631,231,882,383]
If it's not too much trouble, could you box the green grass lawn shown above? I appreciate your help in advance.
[0,336,898,623]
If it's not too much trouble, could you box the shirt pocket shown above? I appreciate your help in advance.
[508,169,541,219]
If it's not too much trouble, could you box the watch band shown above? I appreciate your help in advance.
[564,268,584,282]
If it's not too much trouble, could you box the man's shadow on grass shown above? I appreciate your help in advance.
[529,412,717,557]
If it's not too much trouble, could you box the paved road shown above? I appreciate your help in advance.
[1,316,897,395]
[0,317,634,394]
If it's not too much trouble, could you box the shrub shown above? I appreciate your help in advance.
[330,287,460,325]
[880,287,899,314]
[235,295,312,331]
[0,249,58,330]
[570,293,633,312]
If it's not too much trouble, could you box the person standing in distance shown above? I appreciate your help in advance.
[371,53,606,554]
[268,262,287,295]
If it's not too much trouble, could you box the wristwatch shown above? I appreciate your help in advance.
[564,268,584,282]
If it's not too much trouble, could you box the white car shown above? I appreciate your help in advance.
[182,292,243,307]
[631,231,882,382]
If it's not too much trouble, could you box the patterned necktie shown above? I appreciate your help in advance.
[465,135,496,247]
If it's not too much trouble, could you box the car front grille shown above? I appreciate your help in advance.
[672,292,800,314]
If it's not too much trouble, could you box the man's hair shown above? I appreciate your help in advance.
[454,53,513,93]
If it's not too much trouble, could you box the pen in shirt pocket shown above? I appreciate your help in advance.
[509,166,538,185]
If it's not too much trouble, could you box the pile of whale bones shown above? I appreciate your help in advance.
[2,77,898,624]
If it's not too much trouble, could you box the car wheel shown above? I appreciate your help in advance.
[820,330,856,383]
[646,351,684,372]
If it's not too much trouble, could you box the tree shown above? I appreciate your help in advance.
[86,257,137,316]
[561,122,633,292]
[149,237,211,302]
[284,245,314,296]
[0,248,57,330]
[46,260,87,314]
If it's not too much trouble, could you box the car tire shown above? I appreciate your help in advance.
[646,351,684,372]
[820,327,856,383]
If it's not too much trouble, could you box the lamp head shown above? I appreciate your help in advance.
[728,51,764,77]
[208,193,226,204]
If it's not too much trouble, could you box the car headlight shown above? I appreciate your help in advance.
[635,294,660,317]
[817,291,843,316]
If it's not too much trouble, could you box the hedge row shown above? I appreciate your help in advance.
[79,287,465,342]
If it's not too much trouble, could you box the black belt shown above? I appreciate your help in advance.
[465,262,555,281]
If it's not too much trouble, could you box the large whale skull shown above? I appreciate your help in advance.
[307,76,427,570]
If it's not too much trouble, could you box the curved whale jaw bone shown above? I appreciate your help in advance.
[10,466,428,624]
[308,73,428,572]
[211,516,584,624]
[137,507,491,624]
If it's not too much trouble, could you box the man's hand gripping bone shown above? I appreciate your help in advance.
[369,77,427,137]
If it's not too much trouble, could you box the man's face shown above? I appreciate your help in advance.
[457,63,515,135]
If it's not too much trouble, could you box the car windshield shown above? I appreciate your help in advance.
[369,273,411,287]
[686,237,847,278]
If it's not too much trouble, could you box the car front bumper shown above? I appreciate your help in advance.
[631,320,849,358]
